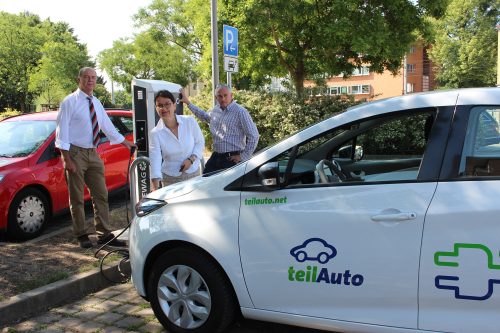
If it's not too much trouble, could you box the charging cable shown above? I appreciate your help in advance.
[94,145,136,283]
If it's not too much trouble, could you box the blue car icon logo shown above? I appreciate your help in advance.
[290,238,337,264]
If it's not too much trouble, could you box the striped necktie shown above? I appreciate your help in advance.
[88,96,99,146]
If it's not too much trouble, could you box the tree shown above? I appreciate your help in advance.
[0,12,44,112]
[429,0,499,88]
[29,21,93,107]
[133,0,211,81]
[98,30,194,91]
[225,0,446,96]
[0,12,92,112]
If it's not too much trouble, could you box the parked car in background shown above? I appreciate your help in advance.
[0,110,133,240]
[129,88,500,333]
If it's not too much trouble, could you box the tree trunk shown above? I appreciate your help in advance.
[291,62,306,98]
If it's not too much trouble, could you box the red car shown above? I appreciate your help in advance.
[0,110,134,240]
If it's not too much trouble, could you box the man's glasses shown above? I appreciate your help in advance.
[156,103,173,109]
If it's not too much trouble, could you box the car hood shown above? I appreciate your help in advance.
[0,157,28,170]
[145,175,204,201]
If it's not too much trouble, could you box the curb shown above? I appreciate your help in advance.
[0,260,130,327]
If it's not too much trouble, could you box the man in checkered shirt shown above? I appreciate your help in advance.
[180,84,259,174]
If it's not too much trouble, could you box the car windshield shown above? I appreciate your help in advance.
[0,120,56,157]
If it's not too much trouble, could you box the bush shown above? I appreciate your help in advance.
[0,108,22,120]
[187,90,362,152]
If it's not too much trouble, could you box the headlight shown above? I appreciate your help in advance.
[0,174,4,182]
[135,198,167,217]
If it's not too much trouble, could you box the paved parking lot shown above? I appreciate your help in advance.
[2,282,326,333]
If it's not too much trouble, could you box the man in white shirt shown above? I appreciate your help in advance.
[55,67,135,248]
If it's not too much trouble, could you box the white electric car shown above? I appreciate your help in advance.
[129,87,500,333]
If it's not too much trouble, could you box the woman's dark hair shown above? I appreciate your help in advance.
[155,90,175,103]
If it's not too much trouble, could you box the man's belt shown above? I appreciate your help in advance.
[214,151,240,157]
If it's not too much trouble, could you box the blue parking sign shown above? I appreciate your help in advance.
[223,25,238,57]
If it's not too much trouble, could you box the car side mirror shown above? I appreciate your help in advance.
[354,145,364,161]
[258,162,280,191]
[338,145,364,161]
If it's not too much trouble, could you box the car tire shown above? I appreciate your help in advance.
[7,188,49,240]
[147,247,237,333]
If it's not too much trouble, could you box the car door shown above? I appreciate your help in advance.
[419,105,500,333]
[98,114,133,190]
[239,107,450,328]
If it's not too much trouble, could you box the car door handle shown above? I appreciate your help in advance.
[371,212,417,222]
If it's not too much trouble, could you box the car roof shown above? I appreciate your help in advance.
[346,87,500,116]
[324,87,500,129]
[1,109,132,122]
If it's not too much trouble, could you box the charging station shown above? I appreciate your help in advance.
[131,79,183,201]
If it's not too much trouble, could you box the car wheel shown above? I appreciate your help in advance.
[7,188,49,240]
[147,247,237,333]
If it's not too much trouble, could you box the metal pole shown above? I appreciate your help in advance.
[129,156,151,217]
[403,55,407,95]
[227,72,232,89]
[211,0,219,106]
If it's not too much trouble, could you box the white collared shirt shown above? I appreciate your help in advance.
[149,115,205,178]
[55,89,125,150]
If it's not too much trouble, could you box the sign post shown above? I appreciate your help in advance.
[223,25,239,88]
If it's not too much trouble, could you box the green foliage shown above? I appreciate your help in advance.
[187,90,360,151]
[429,0,499,88]
[93,84,113,108]
[0,12,92,112]
[0,12,45,112]
[224,0,435,96]
[0,109,22,120]
[98,12,196,91]
[112,90,133,109]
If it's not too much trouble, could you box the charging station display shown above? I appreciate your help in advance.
[131,79,183,202]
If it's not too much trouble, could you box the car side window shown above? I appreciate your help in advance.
[98,115,132,144]
[258,109,436,188]
[459,106,500,177]
[118,116,133,134]
[334,112,433,183]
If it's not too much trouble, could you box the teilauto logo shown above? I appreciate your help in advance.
[288,238,365,286]
[435,243,500,301]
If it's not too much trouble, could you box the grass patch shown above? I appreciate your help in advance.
[138,302,150,309]
[16,271,70,293]
[78,253,124,274]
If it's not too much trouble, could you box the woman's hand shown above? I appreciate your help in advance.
[179,158,193,173]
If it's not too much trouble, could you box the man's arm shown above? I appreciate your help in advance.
[180,88,211,123]
[239,109,259,161]
[60,149,76,173]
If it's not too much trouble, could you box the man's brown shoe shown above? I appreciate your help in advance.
[77,235,93,249]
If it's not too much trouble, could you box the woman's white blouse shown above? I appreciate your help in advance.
[149,115,205,178]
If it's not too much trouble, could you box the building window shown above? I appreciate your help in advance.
[329,86,340,95]
[406,83,414,93]
[351,85,371,94]
[406,64,415,73]
[352,66,370,76]
[409,46,416,53]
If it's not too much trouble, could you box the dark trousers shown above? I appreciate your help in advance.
[203,152,238,174]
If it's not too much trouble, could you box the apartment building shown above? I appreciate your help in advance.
[305,43,436,101]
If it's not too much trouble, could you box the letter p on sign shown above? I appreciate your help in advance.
[223,25,238,57]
